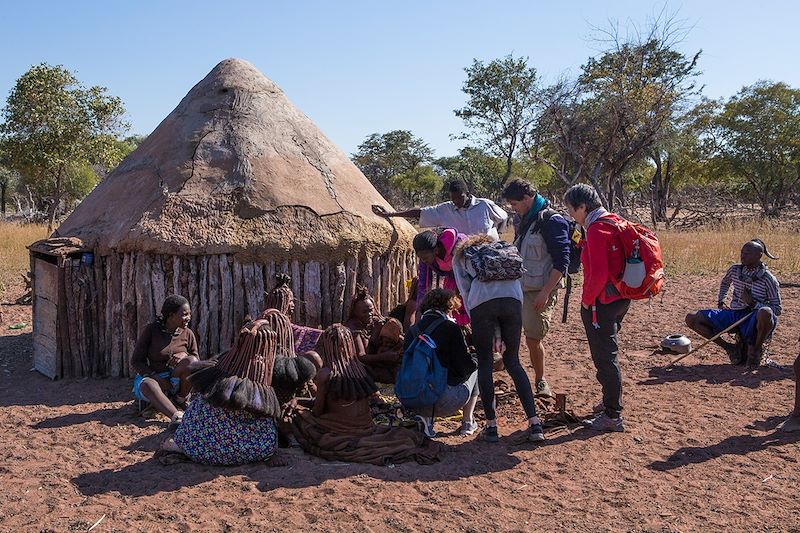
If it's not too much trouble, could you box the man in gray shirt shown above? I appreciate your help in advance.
[373,179,508,239]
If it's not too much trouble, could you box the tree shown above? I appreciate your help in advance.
[389,165,443,206]
[532,16,701,210]
[0,63,129,230]
[711,81,800,216]
[352,130,434,206]
[434,147,506,199]
[0,164,18,217]
[455,55,541,195]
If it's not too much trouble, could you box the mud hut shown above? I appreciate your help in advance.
[29,58,417,379]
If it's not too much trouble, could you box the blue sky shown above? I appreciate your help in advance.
[2,1,798,157]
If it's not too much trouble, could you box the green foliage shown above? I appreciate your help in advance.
[711,81,800,215]
[455,55,540,194]
[389,165,443,205]
[434,147,505,199]
[536,26,701,210]
[0,63,129,227]
[352,130,434,206]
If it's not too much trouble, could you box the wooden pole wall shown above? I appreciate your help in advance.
[52,248,417,378]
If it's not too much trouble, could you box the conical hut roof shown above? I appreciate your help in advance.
[55,58,416,261]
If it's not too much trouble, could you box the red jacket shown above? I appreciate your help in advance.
[580,214,626,306]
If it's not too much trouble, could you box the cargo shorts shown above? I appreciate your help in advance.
[522,289,558,340]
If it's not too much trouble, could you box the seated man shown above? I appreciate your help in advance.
[685,239,782,369]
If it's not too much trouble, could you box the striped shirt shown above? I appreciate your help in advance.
[718,263,782,315]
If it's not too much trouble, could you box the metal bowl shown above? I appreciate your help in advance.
[661,334,692,354]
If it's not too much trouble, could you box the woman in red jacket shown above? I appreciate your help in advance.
[564,184,629,432]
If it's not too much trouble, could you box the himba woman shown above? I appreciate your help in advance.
[265,273,323,356]
[292,324,439,465]
[344,285,404,383]
[160,319,283,465]
[131,295,199,425]
[261,307,319,446]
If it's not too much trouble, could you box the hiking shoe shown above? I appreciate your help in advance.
[481,425,499,443]
[777,416,800,433]
[535,378,553,397]
[582,412,624,432]
[459,419,479,436]
[414,415,437,438]
[528,422,545,443]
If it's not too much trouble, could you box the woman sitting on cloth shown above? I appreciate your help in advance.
[160,319,283,465]
[292,324,439,465]
[360,317,405,384]
[131,295,199,425]
[264,273,323,356]
[413,228,470,327]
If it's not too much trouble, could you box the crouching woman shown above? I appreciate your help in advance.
[161,319,283,465]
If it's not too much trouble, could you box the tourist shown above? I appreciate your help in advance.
[563,184,629,432]
[452,235,544,443]
[373,179,508,239]
[130,295,199,425]
[292,324,437,465]
[413,228,470,326]
[502,178,571,398]
[685,239,782,369]
[404,289,480,438]
[160,319,283,465]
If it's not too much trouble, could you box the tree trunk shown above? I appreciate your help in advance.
[0,181,6,216]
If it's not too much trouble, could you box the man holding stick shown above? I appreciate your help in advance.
[685,239,782,369]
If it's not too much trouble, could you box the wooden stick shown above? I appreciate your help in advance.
[667,311,754,367]
[208,255,220,356]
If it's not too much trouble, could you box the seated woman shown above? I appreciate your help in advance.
[402,289,479,438]
[359,317,405,384]
[292,324,438,465]
[413,229,469,327]
[344,285,379,340]
[264,273,323,355]
[131,295,199,424]
[161,319,283,465]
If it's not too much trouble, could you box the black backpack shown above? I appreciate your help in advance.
[531,208,585,322]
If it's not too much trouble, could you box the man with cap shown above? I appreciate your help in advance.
[685,239,782,369]
[373,179,508,239]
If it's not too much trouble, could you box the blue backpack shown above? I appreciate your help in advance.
[395,317,448,410]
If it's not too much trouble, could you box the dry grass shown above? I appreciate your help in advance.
[0,221,49,293]
[659,221,800,280]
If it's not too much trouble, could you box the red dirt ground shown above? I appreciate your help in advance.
[1,276,798,532]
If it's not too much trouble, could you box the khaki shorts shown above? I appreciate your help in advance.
[522,289,558,340]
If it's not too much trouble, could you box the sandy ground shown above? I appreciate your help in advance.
[1,276,799,532]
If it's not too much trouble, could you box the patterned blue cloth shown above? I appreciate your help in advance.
[174,396,277,465]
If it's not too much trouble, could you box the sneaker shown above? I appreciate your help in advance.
[582,412,624,432]
[777,416,800,433]
[535,378,553,397]
[592,401,605,414]
[414,415,437,438]
[528,422,545,443]
[459,419,479,436]
[481,425,499,443]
